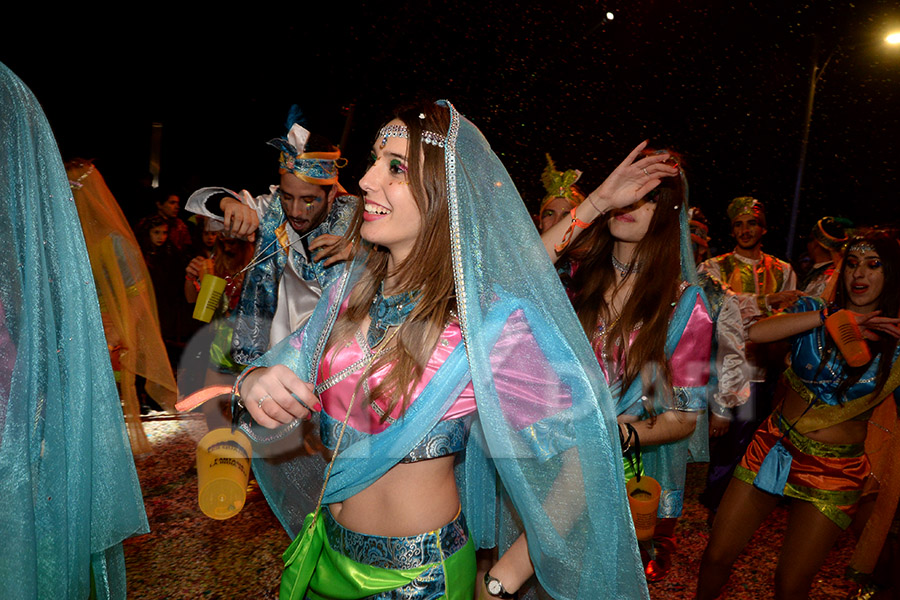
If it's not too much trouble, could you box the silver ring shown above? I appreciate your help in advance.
[642,167,650,176]
[257,394,271,409]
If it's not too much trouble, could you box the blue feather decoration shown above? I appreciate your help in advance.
[284,104,308,133]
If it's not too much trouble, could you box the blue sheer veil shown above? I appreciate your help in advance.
[0,62,148,599]
[440,100,648,598]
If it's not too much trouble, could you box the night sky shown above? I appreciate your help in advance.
[4,1,899,262]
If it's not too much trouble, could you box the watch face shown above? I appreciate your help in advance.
[488,579,502,595]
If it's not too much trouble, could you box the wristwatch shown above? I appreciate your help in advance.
[484,572,517,599]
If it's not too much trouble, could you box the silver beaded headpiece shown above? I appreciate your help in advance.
[378,124,445,149]
[849,241,877,254]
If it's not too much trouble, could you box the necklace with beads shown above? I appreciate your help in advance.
[611,253,642,279]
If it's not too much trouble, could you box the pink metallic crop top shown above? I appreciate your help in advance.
[317,317,477,438]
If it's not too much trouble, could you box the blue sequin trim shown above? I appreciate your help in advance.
[319,411,471,463]
[322,506,469,569]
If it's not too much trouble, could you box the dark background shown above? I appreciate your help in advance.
[4,1,899,261]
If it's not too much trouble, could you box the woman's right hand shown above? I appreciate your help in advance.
[238,365,320,428]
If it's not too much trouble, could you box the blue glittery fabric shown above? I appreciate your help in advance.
[0,62,148,599]
[787,296,900,406]
[230,191,357,365]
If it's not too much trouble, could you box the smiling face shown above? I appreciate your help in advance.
[843,247,885,313]
[539,196,572,233]
[608,196,658,243]
[732,214,765,251]
[358,120,422,265]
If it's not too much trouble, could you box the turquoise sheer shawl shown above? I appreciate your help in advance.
[0,62,149,599]
[236,101,648,599]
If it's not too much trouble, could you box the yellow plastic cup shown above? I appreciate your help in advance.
[196,428,252,520]
[626,475,661,541]
[193,273,226,322]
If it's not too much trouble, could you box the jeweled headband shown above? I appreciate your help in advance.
[268,123,345,185]
[849,241,877,254]
[378,123,446,149]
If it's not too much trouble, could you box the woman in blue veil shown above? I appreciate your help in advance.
[0,62,149,599]
[234,100,681,599]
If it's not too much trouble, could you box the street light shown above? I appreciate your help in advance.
[784,31,900,261]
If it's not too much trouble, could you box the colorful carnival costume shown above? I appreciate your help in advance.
[697,272,751,423]
[68,161,178,454]
[735,296,900,529]
[186,124,358,365]
[697,197,797,513]
[233,101,650,599]
[0,61,148,599]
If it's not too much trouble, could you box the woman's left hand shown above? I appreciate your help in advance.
[584,141,680,213]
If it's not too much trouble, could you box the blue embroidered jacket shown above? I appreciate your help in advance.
[230,191,358,365]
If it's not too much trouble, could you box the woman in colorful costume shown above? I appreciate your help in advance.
[67,159,178,454]
[697,230,900,599]
[231,101,681,599]
[541,148,713,581]
[0,61,148,599]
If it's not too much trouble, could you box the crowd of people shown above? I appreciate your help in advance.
[4,55,900,600]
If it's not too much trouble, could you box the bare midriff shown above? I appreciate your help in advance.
[328,455,460,536]
[779,387,870,445]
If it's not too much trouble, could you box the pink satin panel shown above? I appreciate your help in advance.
[318,322,476,434]
[489,309,573,431]
[594,294,712,388]
[670,295,713,387]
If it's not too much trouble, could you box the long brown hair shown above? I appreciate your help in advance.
[325,102,455,420]
[563,149,686,399]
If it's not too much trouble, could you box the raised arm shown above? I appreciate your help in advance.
[540,141,679,263]
[185,188,260,241]
[750,309,900,344]
[748,310,822,344]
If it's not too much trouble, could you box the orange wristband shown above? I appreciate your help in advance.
[554,207,592,253]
